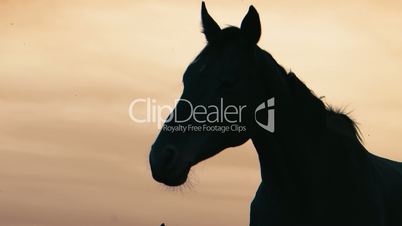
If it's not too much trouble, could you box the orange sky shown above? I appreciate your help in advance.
[1,1,402,226]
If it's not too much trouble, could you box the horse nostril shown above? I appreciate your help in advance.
[162,146,178,168]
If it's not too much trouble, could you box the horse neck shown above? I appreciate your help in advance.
[249,49,327,193]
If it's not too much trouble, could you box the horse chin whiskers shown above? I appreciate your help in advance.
[183,169,198,190]
[161,170,197,193]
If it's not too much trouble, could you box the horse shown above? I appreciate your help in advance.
[149,2,402,225]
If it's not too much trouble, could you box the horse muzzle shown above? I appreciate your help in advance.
[149,145,190,186]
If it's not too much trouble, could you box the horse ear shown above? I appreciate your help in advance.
[201,2,221,43]
[240,6,261,44]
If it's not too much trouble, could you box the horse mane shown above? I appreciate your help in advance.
[284,69,363,143]
[325,105,363,142]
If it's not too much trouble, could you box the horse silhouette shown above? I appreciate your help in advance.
[149,2,402,225]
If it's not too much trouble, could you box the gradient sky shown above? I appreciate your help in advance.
[1,1,402,226]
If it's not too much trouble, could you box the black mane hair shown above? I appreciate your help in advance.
[283,68,363,143]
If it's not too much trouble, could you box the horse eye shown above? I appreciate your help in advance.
[220,80,235,90]
[199,65,206,72]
